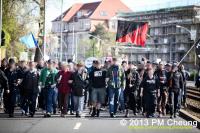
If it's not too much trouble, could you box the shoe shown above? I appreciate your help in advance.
[110,112,116,118]
[151,113,156,118]
[29,114,34,117]
[76,113,81,118]
[174,115,177,118]
[70,112,74,115]
[125,110,129,117]
[9,114,14,118]
[44,113,51,118]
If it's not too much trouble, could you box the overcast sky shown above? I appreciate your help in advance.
[45,0,200,30]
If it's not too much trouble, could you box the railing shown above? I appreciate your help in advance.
[132,0,200,12]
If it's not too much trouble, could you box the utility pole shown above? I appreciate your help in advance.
[34,0,45,62]
[60,0,63,61]
[0,0,2,61]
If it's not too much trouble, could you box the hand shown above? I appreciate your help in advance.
[140,92,143,97]
[51,84,56,88]
[6,90,10,94]
[68,80,73,84]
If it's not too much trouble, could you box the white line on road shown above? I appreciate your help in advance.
[73,122,82,130]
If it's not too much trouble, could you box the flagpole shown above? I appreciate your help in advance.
[38,46,44,60]
[178,39,199,65]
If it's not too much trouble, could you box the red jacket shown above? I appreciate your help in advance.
[58,71,72,94]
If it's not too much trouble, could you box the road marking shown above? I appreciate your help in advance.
[73,122,82,130]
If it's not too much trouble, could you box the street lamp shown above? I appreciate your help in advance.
[176,25,192,35]
[88,33,102,57]
[176,24,197,81]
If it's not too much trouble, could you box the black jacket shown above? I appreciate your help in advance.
[125,68,140,92]
[4,68,19,91]
[23,69,39,94]
[141,75,159,94]
[72,71,88,96]
[168,71,183,92]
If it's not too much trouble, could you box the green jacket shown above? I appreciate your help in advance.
[39,67,58,87]
[106,65,126,89]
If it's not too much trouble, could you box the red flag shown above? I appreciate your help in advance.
[116,20,149,47]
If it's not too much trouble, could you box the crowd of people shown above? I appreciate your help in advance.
[0,57,190,119]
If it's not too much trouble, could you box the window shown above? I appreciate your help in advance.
[79,20,84,29]
[100,11,107,16]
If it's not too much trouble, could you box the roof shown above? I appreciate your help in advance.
[89,0,131,20]
[52,0,131,22]
[62,3,83,22]
[69,2,101,21]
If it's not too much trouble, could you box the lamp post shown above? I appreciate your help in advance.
[0,0,2,61]
[88,33,102,57]
[176,24,197,81]
[176,25,196,64]
[60,0,63,61]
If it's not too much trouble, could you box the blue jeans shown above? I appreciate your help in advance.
[73,96,84,114]
[68,93,74,112]
[119,88,125,111]
[46,87,58,113]
[108,88,121,114]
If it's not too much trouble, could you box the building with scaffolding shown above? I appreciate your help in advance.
[115,5,200,70]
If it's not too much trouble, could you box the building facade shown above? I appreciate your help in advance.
[115,5,200,70]
[51,0,131,61]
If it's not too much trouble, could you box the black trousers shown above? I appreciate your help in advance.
[7,89,17,115]
[168,90,179,116]
[23,92,38,115]
[145,92,157,116]
[124,90,137,113]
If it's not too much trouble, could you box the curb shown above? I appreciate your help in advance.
[179,109,200,129]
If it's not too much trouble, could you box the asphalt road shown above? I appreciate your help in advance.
[0,109,199,133]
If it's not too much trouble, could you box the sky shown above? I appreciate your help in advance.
[45,0,200,30]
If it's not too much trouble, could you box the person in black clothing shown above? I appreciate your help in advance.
[72,61,88,117]
[4,59,19,117]
[89,61,106,117]
[137,62,145,114]
[17,60,28,115]
[124,62,140,117]
[22,62,39,117]
[140,67,159,118]
[168,63,183,119]
[154,62,168,117]
[178,64,189,108]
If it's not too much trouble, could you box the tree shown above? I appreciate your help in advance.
[83,24,115,58]
[2,0,38,59]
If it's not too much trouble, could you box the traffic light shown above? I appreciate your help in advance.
[1,30,5,46]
